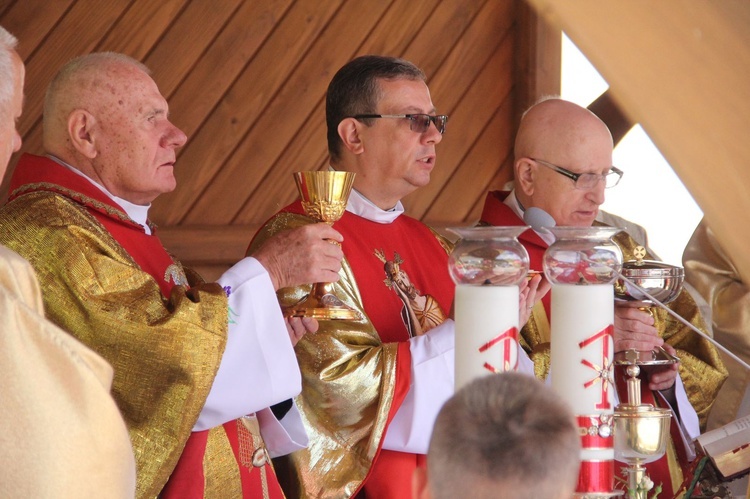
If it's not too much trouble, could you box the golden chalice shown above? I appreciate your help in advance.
[612,246,677,494]
[286,171,361,321]
[613,356,671,495]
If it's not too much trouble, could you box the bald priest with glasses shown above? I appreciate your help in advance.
[479,97,727,496]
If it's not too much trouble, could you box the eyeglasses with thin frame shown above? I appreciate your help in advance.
[352,114,449,134]
[530,158,623,190]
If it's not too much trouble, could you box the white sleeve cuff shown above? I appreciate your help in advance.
[194,257,301,431]
[381,320,455,454]
[257,404,309,458]
[657,375,700,460]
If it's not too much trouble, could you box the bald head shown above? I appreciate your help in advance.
[42,52,150,157]
[41,52,186,205]
[514,98,615,227]
[515,98,613,164]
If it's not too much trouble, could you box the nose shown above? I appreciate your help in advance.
[163,121,187,149]
[587,180,606,205]
[422,120,443,144]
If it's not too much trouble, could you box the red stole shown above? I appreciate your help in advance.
[283,201,454,497]
[10,154,283,498]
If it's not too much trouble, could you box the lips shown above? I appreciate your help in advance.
[418,155,435,166]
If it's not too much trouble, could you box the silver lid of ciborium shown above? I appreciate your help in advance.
[614,246,684,305]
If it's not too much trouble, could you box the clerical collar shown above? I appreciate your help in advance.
[504,189,555,245]
[47,155,153,235]
[346,187,404,224]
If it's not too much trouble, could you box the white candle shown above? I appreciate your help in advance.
[550,283,616,478]
[454,284,519,391]
[550,284,615,414]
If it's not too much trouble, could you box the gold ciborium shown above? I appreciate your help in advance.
[613,355,672,495]
[286,171,361,321]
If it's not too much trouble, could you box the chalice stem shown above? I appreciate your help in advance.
[311,282,335,300]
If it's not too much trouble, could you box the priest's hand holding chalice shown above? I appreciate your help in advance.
[285,171,361,321]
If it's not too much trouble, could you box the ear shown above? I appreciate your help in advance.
[515,157,535,197]
[67,109,98,159]
[337,117,365,155]
[411,467,432,499]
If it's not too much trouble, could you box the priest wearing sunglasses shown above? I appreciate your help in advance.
[249,55,547,499]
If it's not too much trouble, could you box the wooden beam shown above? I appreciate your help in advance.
[587,90,633,146]
[515,0,561,118]
[157,225,259,265]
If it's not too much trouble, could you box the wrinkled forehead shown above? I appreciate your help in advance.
[82,62,166,112]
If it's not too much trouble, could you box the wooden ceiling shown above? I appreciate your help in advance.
[0,0,558,277]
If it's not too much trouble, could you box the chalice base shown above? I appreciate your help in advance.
[285,288,361,321]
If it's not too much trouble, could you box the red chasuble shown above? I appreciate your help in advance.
[9,154,284,499]
[480,190,688,496]
[284,201,454,498]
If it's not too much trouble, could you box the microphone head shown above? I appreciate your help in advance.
[523,207,556,232]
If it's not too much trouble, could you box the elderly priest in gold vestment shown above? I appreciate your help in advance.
[0,51,346,498]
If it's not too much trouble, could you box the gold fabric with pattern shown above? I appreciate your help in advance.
[250,212,400,499]
[0,191,229,498]
[521,226,727,429]
[204,426,242,498]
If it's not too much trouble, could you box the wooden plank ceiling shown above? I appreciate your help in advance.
[1,0,558,278]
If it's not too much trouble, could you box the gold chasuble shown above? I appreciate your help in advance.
[250,200,454,499]
[0,155,231,498]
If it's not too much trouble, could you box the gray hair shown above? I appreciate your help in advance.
[427,372,581,499]
[0,26,19,113]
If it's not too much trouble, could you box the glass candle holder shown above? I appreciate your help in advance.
[448,226,529,389]
[543,227,623,285]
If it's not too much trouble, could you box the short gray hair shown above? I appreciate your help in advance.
[0,26,19,113]
[427,372,581,498]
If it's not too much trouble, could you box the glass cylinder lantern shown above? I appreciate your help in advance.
[448,226,529,391]
[544,226,623,498]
